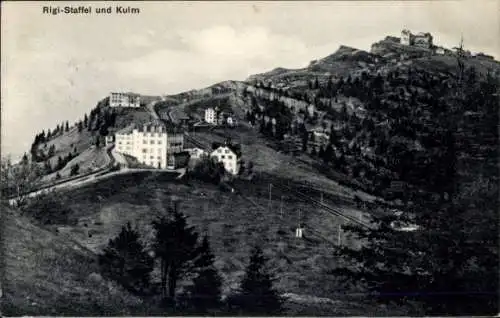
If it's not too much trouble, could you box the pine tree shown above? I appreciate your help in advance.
[70,163,79,176]
[56,156,63,170]
[301,131,308,152]
[84,113,89,127]
[44,160,52,174]
[228,246,281,315]
[21,153,29,164]
[183,235,223,313]
[48,145,55,158]
[98,222,154,294]
[65,121,69,132]
[152,203,201,304]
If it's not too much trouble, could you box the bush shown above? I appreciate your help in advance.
[190,156,225,184]
[70,164,80,176]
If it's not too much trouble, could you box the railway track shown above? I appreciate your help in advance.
[272,182,372,229]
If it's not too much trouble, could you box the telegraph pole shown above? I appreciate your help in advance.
[268,183,273,212]
[280,195,284,218]
[298,208,302,228]
[337,224,342,246]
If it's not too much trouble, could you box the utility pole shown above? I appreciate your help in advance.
[280,195,284,218]
[337,224,342,246]
[298,208,302,228]
[268,183,273,212]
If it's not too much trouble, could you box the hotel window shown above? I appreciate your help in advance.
[218,149,222,153]
[157,140,162,144]
[150,156,154,159]
[228,155,233,159]
[142,149,148,153]
[157,156,161,159]
[221,155,225,159]
[150,140,155,144]
[225,149,229,154]
[143,140,147,144]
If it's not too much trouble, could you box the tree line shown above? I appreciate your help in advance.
[98,202,282,315]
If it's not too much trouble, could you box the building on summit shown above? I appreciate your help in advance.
[400,29,433,49]
[109,92,141,108]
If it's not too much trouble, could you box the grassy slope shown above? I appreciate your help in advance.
[42,126,95,167]
[49,173,342,302]
[1,206,146,316]
[41,147,110,182]
[35,167,412,315]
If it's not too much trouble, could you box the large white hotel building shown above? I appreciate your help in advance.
[115,121,184,169]
[109,92,141,108]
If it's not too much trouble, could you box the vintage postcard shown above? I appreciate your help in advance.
[1,1,499,316]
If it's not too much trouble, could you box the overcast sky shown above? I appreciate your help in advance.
[2,1,499,158]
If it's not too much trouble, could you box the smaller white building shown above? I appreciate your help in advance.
[109,92,141,108]
[210,144,241,175]
[205,108,216,124]
[105,135,115,146]
[227,117,235,127]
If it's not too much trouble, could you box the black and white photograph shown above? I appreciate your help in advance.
[1,1,499,316]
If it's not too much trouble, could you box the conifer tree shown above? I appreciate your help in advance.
[98,222,154,294]
[152,203,201,304]
[183,235,223,313]
[48,145,55,158]
[228,246,281,315]
[56,156,63,170]
[21,153,29,164]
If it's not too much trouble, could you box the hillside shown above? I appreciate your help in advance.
[24,97,156,186]
[6,33,499,315]
[16,170,413,315]
[1,205,149,316]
